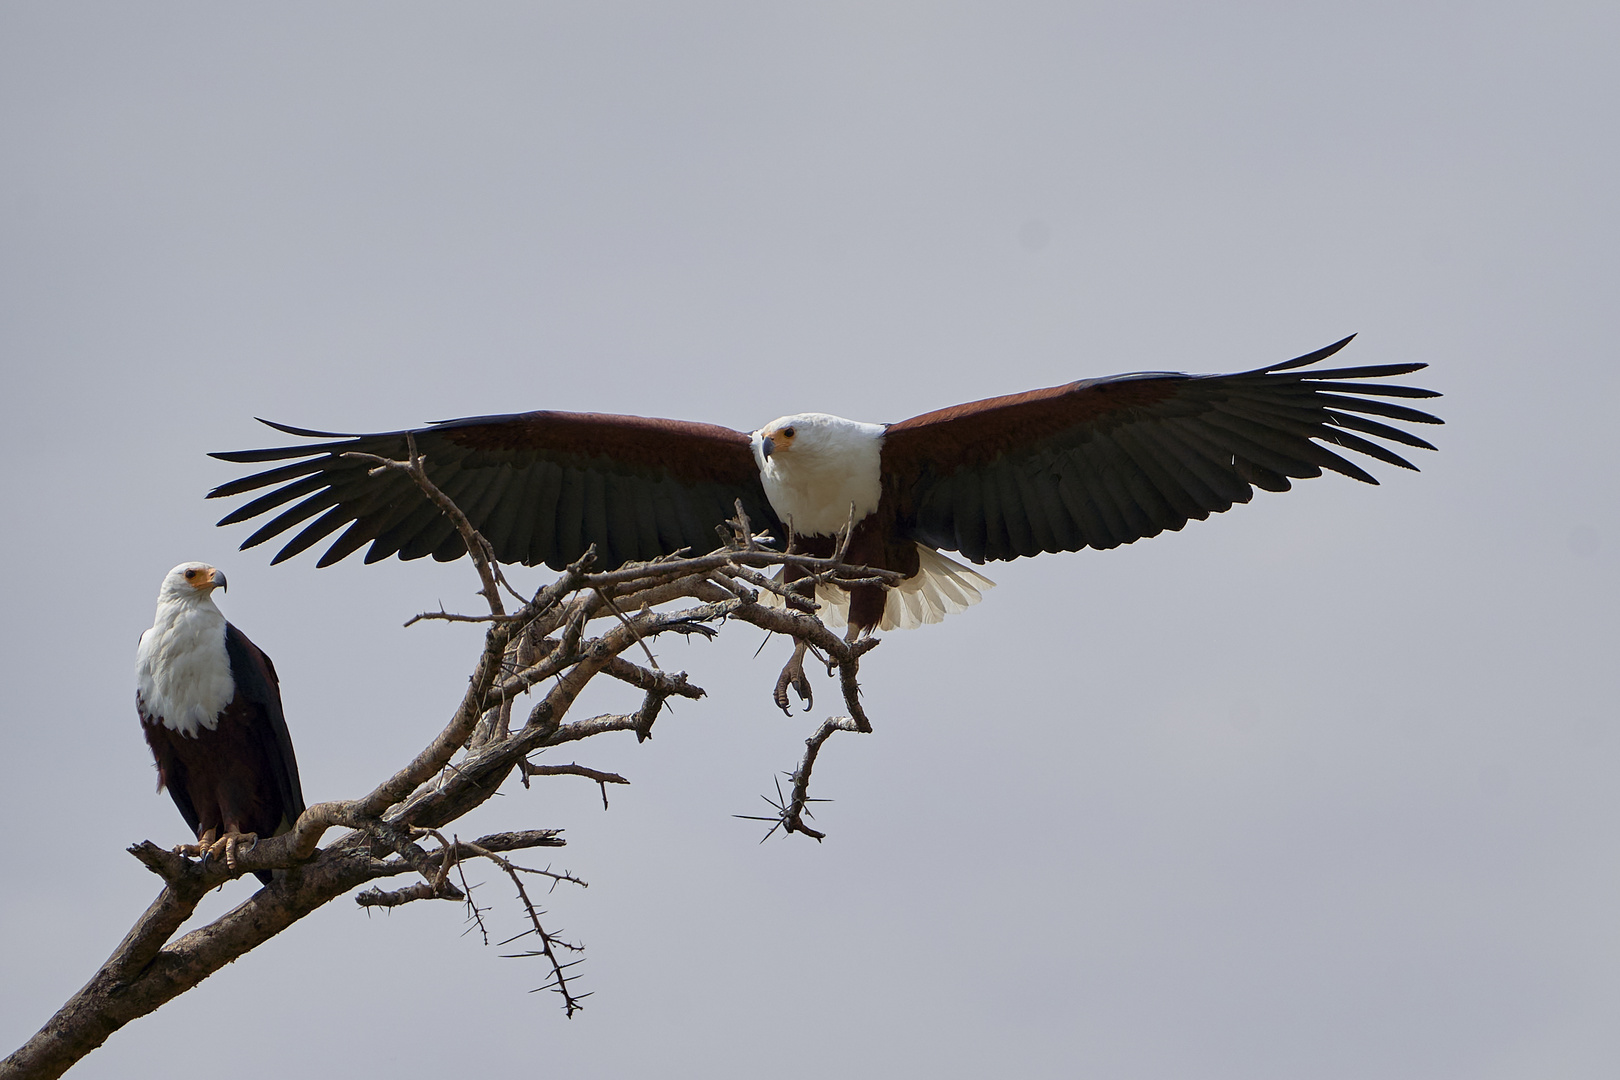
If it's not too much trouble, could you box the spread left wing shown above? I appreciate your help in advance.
[209,411,782,571]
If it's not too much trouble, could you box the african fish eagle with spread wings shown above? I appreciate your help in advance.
[136,563,305,883]
[208,336,1440,635]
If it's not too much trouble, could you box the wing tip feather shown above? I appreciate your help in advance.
[1265,333,1358,373]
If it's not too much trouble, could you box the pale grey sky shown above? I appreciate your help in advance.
[3,4,1617,1077]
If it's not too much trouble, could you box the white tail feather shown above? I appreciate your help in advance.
[756,544,995,632]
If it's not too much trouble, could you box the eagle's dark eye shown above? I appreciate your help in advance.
[782,427,796,438]
[183,569,196,579]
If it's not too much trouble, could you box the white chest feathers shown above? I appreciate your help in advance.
[136,599,235,738]
[752,413,886,537]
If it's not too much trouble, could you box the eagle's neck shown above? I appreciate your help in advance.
[136,595,234,738]
[753,413,885,537]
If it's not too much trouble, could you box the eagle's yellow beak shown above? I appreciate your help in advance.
[185,566,226,592]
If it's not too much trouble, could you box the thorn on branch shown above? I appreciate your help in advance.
[464,841,591,1017]
[738,715,865,842]
[355,880,464,909]
[519,761,631,809]
[404,607,519,628]
[458,853,490,945]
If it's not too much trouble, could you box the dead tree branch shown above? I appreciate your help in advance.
[520,762,631,809]
[4,478,892,1079]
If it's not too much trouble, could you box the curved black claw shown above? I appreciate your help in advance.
[175,827,220,869]
[774,641,813,716]
[174,829,258,876]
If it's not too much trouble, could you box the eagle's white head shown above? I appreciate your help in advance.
[157,561,228,603]
[750,413,886,537]
[138,562,234,736]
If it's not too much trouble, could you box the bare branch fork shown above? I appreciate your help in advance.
[4,447,890,1080]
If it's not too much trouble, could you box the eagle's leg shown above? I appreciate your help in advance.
[774,639,813,716]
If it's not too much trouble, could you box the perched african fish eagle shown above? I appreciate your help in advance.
[208,336,1440,635]
[136,563,305,883]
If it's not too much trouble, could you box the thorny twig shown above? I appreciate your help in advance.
[457,850,490,945]
[519,761,631,809]
[736,715,864,842]
[465,841,591,1017]
[403,608,524,627]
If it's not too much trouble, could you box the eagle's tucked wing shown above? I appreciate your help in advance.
[223,623,304,837]
[881,336,1442,563]
[209,412,782,571]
